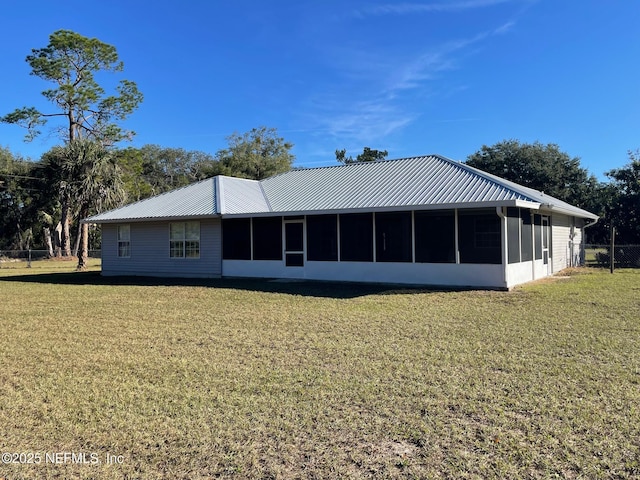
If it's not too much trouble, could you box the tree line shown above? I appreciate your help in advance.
[1,30,639,268]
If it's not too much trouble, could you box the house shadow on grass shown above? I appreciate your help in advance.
[0,271,449,299]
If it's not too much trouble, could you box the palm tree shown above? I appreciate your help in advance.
[59,139,126,270]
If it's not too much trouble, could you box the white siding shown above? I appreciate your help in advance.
[552,214,584,272]
[101,219,221,278]
[573,218,585,265]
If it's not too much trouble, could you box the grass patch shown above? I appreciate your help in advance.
[1,261,639,479]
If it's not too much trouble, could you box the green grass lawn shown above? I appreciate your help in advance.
[0,260,639,479]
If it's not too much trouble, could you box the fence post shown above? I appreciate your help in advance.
[610,225,615,274]
[27,249,32,268]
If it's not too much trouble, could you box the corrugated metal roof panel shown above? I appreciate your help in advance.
[260,155,532,212]
[86,177,218,222]
[218,176,270,214]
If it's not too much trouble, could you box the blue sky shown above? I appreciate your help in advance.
[0,0,638,179]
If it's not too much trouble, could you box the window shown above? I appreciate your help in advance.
[415,211,455,263]
[307,215,338,261]
[170,221,200,258]
[340,213,373,262]
[375,212,412,262]
[117,225,130,258]
[475,218,501,248]
[222,218,251,260]
[458,210,501,264]
[253,217,282,260]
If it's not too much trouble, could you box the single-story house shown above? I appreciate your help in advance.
[85,155,598,289]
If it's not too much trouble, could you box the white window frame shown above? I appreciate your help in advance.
[170,221,200,259]
[117,224,131,258]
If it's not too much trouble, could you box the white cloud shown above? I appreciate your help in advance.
[301,6,523,148]
[380,20,517,104]
[305,94,417,143]
[353,0,518,17]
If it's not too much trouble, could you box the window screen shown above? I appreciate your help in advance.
[285,222,304,252]
[222,218,251,260]
[286,253,304,266]
[253,217,282,260]
[307,215,338,261]
[414,211,455,263]
[507,207,520,264]
[534,215,543,260]
[458,210,501,264]
[375,211,412,262]
[340,213,373,262]
[521,210,533,262]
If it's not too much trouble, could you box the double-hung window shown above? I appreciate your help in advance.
[117,225,131,258]
[170,221,200,258]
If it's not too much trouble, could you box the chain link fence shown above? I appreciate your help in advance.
[0,250,101,267]
[584,245,640,269]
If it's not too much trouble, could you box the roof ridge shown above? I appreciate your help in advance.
[258,181,273,212]
[215,176,224,214]
[265,154,443,179]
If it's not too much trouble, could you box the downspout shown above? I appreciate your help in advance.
[496,207,508,289]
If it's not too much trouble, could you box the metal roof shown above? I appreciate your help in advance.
[86,154,597,223]
[86,177,219,222]
[261,155,530,212]
[218,176,270,214]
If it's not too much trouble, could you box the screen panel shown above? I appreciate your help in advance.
[222,218,251,260]
[375,212,412,262]
[458,210,502,264]
[415,210,456,263]
[340,213,373,262]
[253,217,282,260]
[307,215,338,261]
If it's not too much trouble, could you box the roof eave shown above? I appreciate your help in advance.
[84,214,222,224]
[538,204,599,221]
